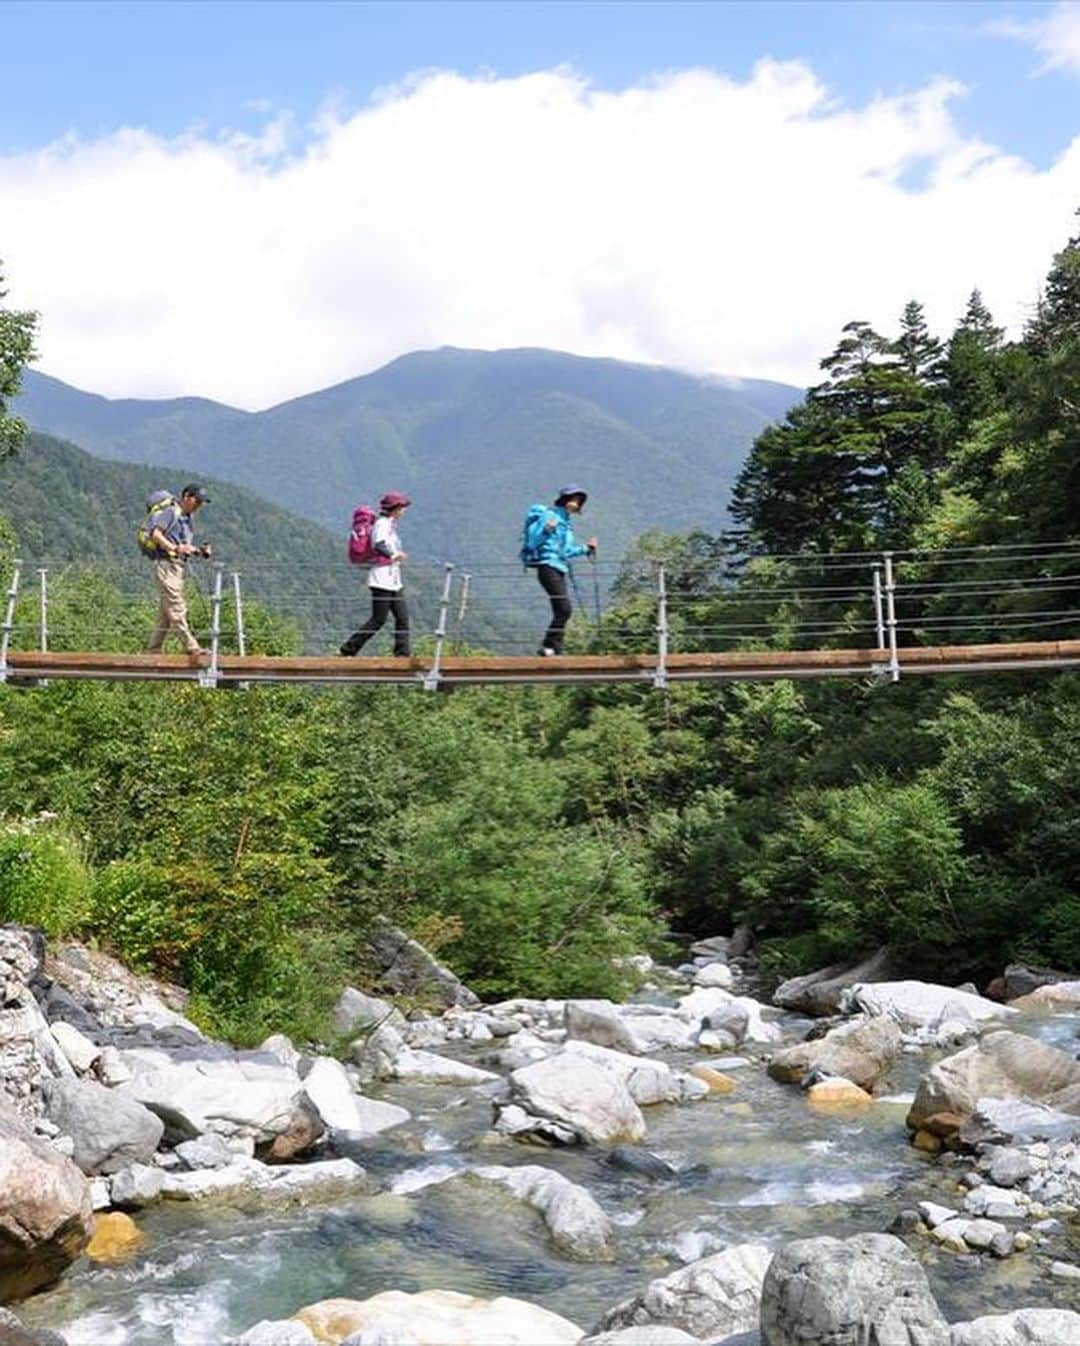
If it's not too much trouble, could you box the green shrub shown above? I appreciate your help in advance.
[0,821,93,935]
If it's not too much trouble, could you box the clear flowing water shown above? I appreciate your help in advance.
[20,1006,1080,1343]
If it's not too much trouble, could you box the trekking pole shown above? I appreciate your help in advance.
[590,553,602,634]
[453,572,471,653]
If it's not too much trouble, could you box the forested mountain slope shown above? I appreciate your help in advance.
[15,348,801,568]
[0,432,506,650]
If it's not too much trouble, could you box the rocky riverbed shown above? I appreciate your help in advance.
[2,924,1079,1344]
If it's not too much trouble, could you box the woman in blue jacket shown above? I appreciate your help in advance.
[522,484,598,655]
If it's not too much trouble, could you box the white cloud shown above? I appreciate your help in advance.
[0,61,1076,409]
[988,1,1080,76]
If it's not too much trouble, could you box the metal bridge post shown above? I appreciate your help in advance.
[231,571,249,691]
[423,563,455,692]
[38,569,49,652]
[232,572,247,657]
[453,572,471,652]
[883,552,900,683]
[654,562,669,690]
[872,563,885,650]
[199,565,224,689]
[0,559,23,683]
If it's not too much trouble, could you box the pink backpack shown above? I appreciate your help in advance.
[348,505,389,566]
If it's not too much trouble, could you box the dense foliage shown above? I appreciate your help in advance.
[0,228,1078,1043]
[0,260,37,463]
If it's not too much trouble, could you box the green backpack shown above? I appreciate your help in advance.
[136,490,177,558]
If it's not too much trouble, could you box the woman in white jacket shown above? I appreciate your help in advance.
[339,491,411,657]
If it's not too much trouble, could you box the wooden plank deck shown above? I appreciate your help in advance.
[5,639,1080,686]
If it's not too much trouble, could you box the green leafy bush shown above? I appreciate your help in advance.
[0,821,93,934]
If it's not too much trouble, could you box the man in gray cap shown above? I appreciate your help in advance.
[145,484,212,656]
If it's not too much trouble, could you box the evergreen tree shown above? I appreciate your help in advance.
[895,300,944,381]
[0,262,38,463]
[944,289,1006,433]
[731,319,947,555]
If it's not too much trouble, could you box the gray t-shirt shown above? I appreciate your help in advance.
[147,501,195,553]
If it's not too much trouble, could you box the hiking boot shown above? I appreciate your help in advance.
[538,647,558,657]
[339,642,358,657]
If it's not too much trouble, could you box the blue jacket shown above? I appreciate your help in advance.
[524,503,589,574]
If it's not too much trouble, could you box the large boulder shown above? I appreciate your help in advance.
[592,1242,771,1339]
[294,1290,582,1344]
[760,1233,949,1346]
[767,1015,901,1092]
[843,981,1014,1037]
[1011,981,1080,1010]
[366,918,480,1010]
[562,1041,702,1107]
[332,987,401,1036]
[0,1100,92,1300]
[43,1077,164,1175]
[565,1000,645,1055]
[506,1052,647,1145]
[773,948,893,1017]
[117,1043,312,1148]
[1002,963,1078,1001]
[465,1164,614,1260]
[908,1031,1080,1133]
[677,987,782,1043]
[951,1309,1080,1345]
[160,1156,368,1205]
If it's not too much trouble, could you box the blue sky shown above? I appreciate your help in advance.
[1,1,1077,405]
[4,1,1076,166]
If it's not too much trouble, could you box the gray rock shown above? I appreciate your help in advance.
[918,1201,959,1229]
[366,917,479,1009]
[908,1031,1080,1134]
[768,1015,900,1091]
[962,1218,1009,1252]
[987,1148,1034,1188]
[465,1164,614,1260]
[593,1242,770,1339]
[607,1146,676,1180]
[965,1099,1080,1147]
[109,1162,165,1208]
[565,1001,644,1055]
[702,1001,750,1043]
[48,1021,100,1074]
[506,1052,646,1145]
[1003,963,1076,1001]
[43,1077,163,1175]
[259,1035,301,1070]
[760,1232,949,1346]
[951,1308,1080,1344]
[333,988,400,1036]
[773,948,893,1017]
[175,1133,234,1170]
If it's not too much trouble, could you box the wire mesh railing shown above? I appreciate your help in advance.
[2,541,1080,688]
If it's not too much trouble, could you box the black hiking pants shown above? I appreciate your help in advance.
[537,564,572,654]
[342,588,411,657]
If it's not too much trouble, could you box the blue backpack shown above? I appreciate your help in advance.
[520,504,550,567]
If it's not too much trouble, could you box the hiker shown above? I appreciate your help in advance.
[144,484,211,656]
[339,491,412,657]
[522,484,597,656]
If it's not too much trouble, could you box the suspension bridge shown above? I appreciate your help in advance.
[3,542,1080,691]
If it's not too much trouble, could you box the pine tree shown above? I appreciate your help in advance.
[895,300,944,381]
[944,289,1005,433]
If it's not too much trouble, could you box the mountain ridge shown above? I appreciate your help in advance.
[14,347,802,570]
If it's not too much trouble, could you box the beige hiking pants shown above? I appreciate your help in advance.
[147,557,201,653]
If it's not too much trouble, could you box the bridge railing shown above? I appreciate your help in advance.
[3,542,1080,681]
